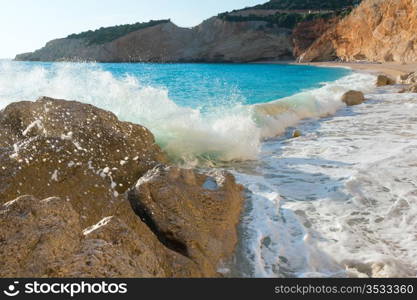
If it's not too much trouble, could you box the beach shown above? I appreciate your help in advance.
[297,61,417,78]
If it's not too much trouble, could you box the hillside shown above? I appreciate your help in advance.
[15,0,359,63]
[67,19,170,45]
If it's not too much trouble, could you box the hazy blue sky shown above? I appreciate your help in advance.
[0,0,266,58]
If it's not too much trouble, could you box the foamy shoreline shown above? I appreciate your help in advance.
[233,63,417,278]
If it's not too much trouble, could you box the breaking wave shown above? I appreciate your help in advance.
[0,60,376,162]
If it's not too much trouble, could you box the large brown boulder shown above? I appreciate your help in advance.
[0,98,245,278]
[341,90,366,106]
[0,97,166,227]
[376,75,396,87]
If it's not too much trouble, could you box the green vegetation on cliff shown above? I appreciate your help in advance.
[218,0,362,29]
[219,11,335,29]
[252,0,361,10]
[67,19,170,45]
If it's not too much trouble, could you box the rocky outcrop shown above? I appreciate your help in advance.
[0,97,244,277]
[342,90,365,106]
[16,18,293,63]
[300,0,417,63]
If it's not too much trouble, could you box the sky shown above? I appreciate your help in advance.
[0,0,267,58]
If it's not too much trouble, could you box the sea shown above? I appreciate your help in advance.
[1,60,416,278]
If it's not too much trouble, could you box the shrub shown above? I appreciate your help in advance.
[67,19,170,45]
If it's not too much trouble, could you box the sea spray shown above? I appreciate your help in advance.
[0,60,375,162]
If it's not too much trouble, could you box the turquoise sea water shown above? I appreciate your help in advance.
[99,63,351,108]
[0,60,354,161]
[3,61,351,108]
[4,60,403,279]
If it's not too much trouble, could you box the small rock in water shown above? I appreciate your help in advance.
[341,90,365,106]
[376,75,395,87]
[292,130,302,138]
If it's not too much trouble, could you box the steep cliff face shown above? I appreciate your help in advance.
[292,17,340,58]
[16,18,293,63]
[300,0,417,63]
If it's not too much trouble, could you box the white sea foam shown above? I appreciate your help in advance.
[231,86,417,278]
[0,60,375,162]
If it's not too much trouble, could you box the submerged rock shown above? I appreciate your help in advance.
[341,90,365,106]
[292,130,302,138]
[0,97,244,278]
[16,18,293,63]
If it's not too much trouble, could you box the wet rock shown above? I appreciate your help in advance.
[292,130,302,138]
[341,90,365,106]
[0,98,245,278]
[376,75,395,87]
[0,97,166,227]
[128,166,244,275]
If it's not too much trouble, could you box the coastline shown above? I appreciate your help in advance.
[257,59,416,79]
[295,61,417,79]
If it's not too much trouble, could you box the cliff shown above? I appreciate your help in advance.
[15,1,357,63]
[300,0,417,63]
[0,97,244,277]
[15,18,293,63]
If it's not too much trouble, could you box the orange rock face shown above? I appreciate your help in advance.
[292,17,340,58]
[300,0,417,63]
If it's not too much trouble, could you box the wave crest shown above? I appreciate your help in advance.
[0,61,376,162]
